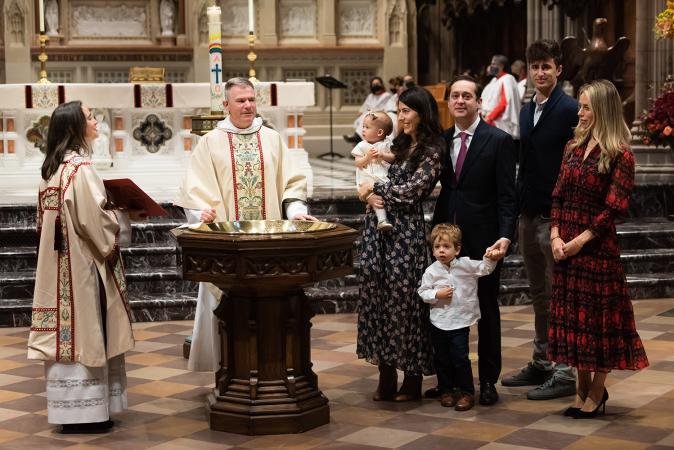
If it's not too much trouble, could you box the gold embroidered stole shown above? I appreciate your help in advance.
[54,161,78,361]
[32,157,131,361]
[227,131,266,220]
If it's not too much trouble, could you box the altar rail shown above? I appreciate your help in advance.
[0,82,314,204]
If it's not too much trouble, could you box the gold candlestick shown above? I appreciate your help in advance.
[247,31,258,83]
[38,34,51,84]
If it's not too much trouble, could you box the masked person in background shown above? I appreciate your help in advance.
[344,76,393,144]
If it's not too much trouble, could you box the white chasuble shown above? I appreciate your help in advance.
[174,120,308,371]
[175,123,307,222]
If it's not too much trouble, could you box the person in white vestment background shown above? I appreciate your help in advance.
[480,54,522,139]
[343,76,393,144]
[27,101,141,434]
[174,77,314,372]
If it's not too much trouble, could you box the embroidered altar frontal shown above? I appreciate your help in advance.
[3,82,312,109]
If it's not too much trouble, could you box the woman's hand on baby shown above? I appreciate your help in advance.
[367,194,384,209]
[435,286,454,301]
[358,181,374,201]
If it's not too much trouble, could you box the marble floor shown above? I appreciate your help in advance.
[1,301,674,449]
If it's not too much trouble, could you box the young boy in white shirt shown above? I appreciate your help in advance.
[418,223,503,410]
[351,111,395,231]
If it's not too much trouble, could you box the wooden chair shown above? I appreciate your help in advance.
[424,83,454,129]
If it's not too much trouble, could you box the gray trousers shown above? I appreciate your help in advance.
[518,214,575,381]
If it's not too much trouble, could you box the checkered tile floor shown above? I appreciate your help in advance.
[1,300,674,449]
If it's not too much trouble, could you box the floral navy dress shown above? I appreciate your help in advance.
[356,145,442,376]
[548,143,649,372]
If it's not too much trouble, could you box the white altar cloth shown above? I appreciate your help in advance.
[0,82,314,204]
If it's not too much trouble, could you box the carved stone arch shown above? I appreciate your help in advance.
[386,0,406,46]
[6,0,27,46]
[194,0,209,45]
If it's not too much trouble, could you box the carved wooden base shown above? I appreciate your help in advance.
[209,289,330,435]
[207,390,329,435]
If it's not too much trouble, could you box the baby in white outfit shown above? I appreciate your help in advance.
[351,111,395,231]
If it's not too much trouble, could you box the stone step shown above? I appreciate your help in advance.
[0,293,198,328]
[0,267,197,301]
[305,272,674,313]
[4,271,674,327]
[0,220,185,247]
[0,244,181,273]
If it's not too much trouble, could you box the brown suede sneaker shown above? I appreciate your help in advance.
[455,393,475,411]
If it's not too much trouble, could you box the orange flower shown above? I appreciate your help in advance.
[664,126,673,136]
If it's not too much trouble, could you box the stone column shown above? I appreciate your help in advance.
[3,0,32,83]
[258,0,278,46]
[382,0,409,84]
[191,0,209,83]
[632,0,674,179]
[318,0,336,46]
[526,0,562,46]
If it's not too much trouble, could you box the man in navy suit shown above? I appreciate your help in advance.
[501,40,579,400]
[431,75,517,406]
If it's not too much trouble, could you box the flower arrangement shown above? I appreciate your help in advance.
[640,76,674,149]
[654,1,674,40]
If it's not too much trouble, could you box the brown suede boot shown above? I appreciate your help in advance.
[393,374,422,402]
[372,365,398,401]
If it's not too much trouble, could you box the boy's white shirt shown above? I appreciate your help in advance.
[418,256,497,331]
[351,138,393,186]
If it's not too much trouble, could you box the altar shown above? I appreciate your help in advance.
[0,81,315,204]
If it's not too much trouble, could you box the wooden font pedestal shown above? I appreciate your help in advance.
[172,223,358,435]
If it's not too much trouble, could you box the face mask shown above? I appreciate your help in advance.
[488,66,499,76]
[371,85,384,94]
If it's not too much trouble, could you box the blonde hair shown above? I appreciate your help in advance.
[570,79,631,174]
[431,223,461,247]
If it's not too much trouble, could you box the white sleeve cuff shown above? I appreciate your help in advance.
[185,208,202,225]
[285,201,308,219]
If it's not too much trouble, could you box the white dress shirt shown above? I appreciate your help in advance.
[418,257,497,331]
[533,95,549,127]
[450,116,481,167]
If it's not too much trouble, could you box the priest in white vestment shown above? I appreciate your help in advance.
[481,55,521,138]
[174,77,314,372]
[27,101,135,433]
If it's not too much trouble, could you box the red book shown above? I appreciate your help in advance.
[103,178,168,218]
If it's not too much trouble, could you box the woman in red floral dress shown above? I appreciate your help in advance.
[548,80,649,419]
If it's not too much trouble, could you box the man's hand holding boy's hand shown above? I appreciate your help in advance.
[485,248,504,261]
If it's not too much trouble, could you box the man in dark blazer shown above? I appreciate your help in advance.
[501,40,579,400]
[431,75,517,406]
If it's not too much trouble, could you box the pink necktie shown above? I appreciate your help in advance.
[454,131,469,182]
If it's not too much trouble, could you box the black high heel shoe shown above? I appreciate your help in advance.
[574,388,608,419]
[563,406,581,417]
[563,393,587,417]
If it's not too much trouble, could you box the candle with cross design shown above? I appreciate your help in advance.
[207,6,224,113]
